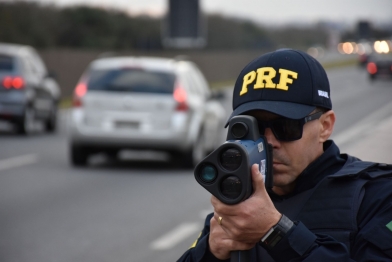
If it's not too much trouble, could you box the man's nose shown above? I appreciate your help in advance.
[264,128,279,145]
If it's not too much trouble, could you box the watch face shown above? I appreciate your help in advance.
[262,230,284,249]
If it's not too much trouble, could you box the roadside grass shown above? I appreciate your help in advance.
[322,57,357,69]
[60,98,73,109]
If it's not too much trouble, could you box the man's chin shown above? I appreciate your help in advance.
[271,173,296,195]
[272,173,290,187]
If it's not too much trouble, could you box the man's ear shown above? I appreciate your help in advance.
[319,110,335,142]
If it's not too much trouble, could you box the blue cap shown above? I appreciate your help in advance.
[226,49,332,126]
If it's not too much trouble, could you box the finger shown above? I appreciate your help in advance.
[209,217,256,259]
[211,195,225,213]
[251,163,268,195]
[211,195,220,206]
[211,195,238,216]
[213,213,223,226]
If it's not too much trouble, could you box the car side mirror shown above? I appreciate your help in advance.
[210,90,225,100]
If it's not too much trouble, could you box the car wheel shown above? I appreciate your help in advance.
[45,103,58,133]
[106,150,119,161]
[16,106,35,135]
[70,144,89,166]
[369,74,376,81]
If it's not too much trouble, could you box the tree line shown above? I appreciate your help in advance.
[1,1,381,51]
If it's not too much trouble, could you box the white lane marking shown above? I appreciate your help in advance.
[331,101,392,147]
[150,222,200,250]
[0,154,39,171]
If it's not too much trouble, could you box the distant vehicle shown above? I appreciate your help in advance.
[0,43,61,134]
[69,55,226,167]
[366,52,392,80]
[357,41,373,67]
[358,53,370,66]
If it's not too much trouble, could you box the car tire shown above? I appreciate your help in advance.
[106,150,119,161]
[70,144,89,166]
[369,74,376,81]
[45,103,58,133]
[16,106,35,135]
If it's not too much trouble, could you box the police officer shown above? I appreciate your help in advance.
[178,49,392,261]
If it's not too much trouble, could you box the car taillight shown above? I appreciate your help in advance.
[173,85,189,111]
[73,82,87,107]
[2,76,25,89]
[367,62,377,74]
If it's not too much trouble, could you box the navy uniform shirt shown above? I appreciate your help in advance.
[177,140,392,261]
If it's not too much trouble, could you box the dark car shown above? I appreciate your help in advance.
[358,53,370,66]
[366,52,392,80]
[0,43,61,134]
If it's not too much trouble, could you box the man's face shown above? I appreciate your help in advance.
[246,110,324,195]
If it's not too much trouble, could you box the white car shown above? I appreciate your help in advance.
[69,56,226,167]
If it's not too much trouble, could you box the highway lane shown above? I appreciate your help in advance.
[0,65,392,262]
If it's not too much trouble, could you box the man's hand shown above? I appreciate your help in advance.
[208,164,281,258]
[209,215,255,260]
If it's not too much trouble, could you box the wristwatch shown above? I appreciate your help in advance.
[260,214,294,249]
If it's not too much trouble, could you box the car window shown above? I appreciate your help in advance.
[28,50,47,76]
[189,64,210,98]
[87,68,176,94]
[0,55,14,72]
[21,56,37,78]
[26,57,39,74]
[183,71,199,96]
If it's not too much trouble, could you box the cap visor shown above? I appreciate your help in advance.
[225,101,316,127]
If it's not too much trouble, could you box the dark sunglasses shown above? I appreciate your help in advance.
[256,111,324,141]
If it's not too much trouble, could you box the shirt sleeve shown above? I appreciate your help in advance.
[266,221,351,261]
[178,178,392,261]
[351,177,392,260]
[266,178,392,261]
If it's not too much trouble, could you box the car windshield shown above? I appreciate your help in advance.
[0,55,14,72]
[87,68,176,94]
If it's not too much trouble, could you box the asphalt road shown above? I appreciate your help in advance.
[1,64,392,262]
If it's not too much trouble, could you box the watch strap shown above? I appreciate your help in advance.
[260,214,294,249]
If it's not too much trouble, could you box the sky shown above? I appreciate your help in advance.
[28,0,392,26]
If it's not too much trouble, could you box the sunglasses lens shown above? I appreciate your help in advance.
[271,119,303,141]
[257,121,265,135]
[255,112,323,141]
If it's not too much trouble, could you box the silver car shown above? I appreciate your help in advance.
[0,43,61,134]
[69,56,226,167]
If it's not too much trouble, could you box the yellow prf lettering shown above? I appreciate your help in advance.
[254,67,276,89]
[276,69,298,90]
[239,71,256,96]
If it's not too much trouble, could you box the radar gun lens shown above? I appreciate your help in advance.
[231,122,248,139]
[220,176,242,199]
[200,164,217,183]
[220,148,242,171]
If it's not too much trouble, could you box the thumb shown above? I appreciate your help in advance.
[251,163,268,196]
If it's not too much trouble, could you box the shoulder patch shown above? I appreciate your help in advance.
[190,232,202,248]
[386,221,392,232]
